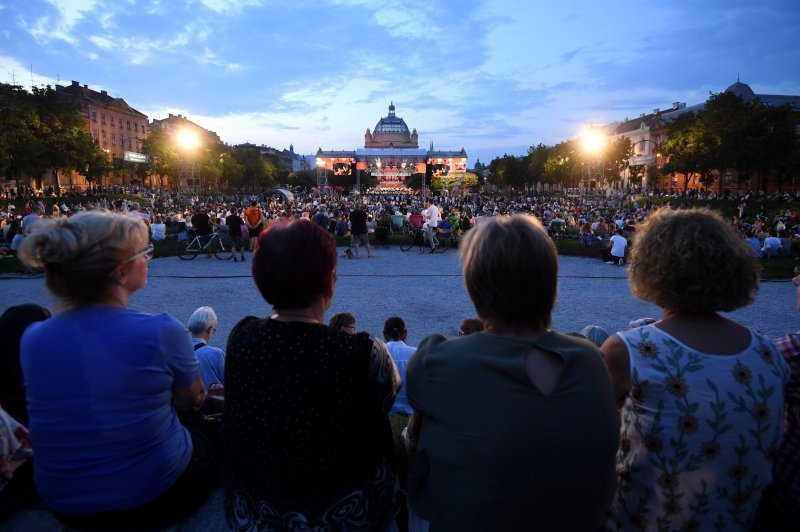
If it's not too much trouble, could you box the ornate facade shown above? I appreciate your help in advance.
[317,103,467,189]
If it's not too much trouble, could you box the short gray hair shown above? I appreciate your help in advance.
[188,306,218,335]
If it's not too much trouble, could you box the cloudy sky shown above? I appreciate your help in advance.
[2,0,799,164]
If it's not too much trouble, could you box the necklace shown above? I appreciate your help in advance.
[270,312,320,324]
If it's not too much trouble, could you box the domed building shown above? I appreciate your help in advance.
[365,102,419,148]
[316,102,468,190]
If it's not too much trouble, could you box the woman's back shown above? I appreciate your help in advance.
[607,324,789,530]
[223,318,398,528]
[20,307,195,513]
[407,331,619,531]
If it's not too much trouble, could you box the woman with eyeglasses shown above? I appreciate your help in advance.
[16,210,213,530]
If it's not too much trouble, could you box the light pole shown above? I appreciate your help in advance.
[580,127,607,195]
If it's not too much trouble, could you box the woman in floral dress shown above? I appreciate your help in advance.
[602,208,789,530]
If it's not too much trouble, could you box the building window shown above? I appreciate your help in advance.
[92,129,98,141]
[110,116,115,126]
[127,121,131,131]
[102,131,107,143]
[112,134,116,145]
[91,111,97,122]
[134,123,138,133]
[101,114,106,125]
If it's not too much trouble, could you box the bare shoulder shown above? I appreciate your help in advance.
[600,334,632,401]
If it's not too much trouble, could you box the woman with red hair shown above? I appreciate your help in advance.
[223,218,401,530]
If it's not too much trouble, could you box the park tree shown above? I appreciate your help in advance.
[140,128,179,187]
[488,154,525,190]
[0,83,44,183]
[543,141,581,187]
[602,137,634,185]
[524,143,550,187]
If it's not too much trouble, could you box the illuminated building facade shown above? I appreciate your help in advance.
[316,103,467,189]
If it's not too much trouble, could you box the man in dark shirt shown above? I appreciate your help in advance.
[226,207,246,262]
[191,207,215,257]
[349,204,373,259]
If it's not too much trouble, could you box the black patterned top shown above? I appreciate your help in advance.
[223,317,399,531]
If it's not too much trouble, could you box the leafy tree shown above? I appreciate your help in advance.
[140,128,179,187]
[602,137,634,184]
[524,143,550,187]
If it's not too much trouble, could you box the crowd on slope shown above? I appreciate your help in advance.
[1,201,799,531]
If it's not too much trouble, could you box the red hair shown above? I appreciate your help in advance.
[252,219,337,309]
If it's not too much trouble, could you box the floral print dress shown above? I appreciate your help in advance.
[606,325,789,531]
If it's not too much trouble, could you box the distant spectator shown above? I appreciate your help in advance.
[225,207,246,262]
[762,229,783,258]
[601,228,627,264]
[243,200,264,252]
[578,325,609,347]
[383,316,415,416]
[150,216,166,242]
[313,206,330,231]
[458,317,484,336]
[187,306,225,394]
[744,230,764,258]
[329,312,357,335]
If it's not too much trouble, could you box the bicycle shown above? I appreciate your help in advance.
[177,229,233,260]
[400,225,445,253]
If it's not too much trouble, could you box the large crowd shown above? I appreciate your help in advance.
[1,185,800,531]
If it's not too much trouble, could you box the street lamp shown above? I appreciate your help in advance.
[580,126,607,194]
[178,130,200,191]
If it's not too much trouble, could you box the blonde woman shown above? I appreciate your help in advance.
[17,210,213,529]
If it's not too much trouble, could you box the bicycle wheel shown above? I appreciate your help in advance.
[211,236,233,260]
[177,239,198,260]
[400,232,414,252]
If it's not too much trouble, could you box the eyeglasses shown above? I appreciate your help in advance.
[125,244,154,263]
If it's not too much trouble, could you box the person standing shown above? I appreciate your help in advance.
[243,200,264,252]
[349,204,373,259]
[422,199,441,252]
[225,207,246,262]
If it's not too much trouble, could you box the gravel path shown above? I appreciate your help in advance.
[1,245,797,345]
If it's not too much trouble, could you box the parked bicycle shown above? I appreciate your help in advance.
[177,229,233,260]
[400,225,452,253]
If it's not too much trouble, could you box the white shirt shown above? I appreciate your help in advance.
[610,234,627,258]
[424,204,441,228]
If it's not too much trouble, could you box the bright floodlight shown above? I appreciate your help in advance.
[581,129,605,154]
[178,130,199,149]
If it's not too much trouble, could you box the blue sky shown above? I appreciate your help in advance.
[2,0,799,165]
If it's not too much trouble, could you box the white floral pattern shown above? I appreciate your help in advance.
[606,325,789,531]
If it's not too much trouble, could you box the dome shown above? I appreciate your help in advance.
[374,102,410,134]
[725,81,756,101]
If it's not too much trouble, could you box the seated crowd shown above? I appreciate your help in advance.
[1,205,799,531]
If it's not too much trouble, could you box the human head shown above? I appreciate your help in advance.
[383,316,407,341]
[578,325,609,347]
[460,214,557,331]
[329,312,356,334]
[17,210,149,308]
[252,218,337,310]
[629,208,758,312]
[187,306,218,337]
[459,317,484,336]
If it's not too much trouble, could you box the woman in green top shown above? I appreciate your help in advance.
[406,214,619,532]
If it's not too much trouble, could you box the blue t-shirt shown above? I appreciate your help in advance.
[386,340,415,415]
[21,307,198,513]
[191,337,225,390]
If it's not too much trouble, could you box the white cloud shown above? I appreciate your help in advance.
[23,0,103,44]
[197,0,264,14]
[89,35,114,50]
